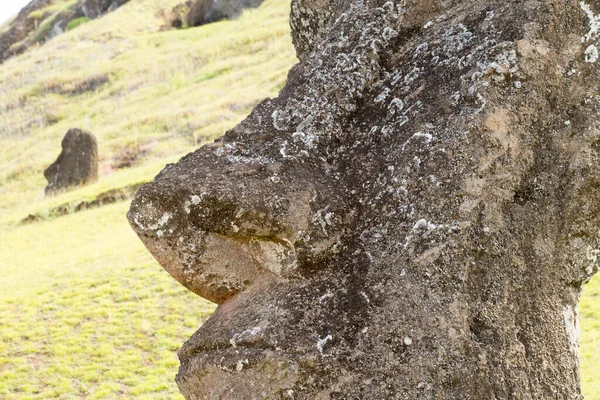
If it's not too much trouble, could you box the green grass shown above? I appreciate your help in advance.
[28,0,79,20]
[0,0,296,216]
[0,202,214,398]
[66,17,91,31]
[581,275,600,399]
[0,0,295,397]
[0,0,598,398]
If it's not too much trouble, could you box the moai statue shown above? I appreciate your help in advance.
[128,0,600,398]
[186,0,266,26]
[44,128,98,195]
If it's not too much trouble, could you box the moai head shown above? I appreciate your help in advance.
[128,0,600,398]
[44,128,98,195]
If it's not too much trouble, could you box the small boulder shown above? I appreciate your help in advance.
[165,0,265,29]
[44,128,98,195]
[188,0,265,26]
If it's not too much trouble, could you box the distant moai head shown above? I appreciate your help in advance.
[44,128,98,195]
[128,0,600,398]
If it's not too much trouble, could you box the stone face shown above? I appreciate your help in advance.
[44,128,98,195]
[128,0,600,398]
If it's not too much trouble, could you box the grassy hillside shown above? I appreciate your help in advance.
[0,0,296,397]
[0,0,295,218]
[0,0,598,398]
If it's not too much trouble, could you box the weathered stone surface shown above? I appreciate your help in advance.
[45,128,98,195]
[190,0,265,26]
[166,0,266,28]
[77,0,129,19]
[0,0,51,62]
[128,0,600,398]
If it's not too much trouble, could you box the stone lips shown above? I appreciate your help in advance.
[44,128,99,195]
[128,0,600,398]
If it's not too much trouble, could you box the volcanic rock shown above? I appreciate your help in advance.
[0,0,130,63]
[167,0,266,28]
[44,128,98,195]
[128,0,600,398]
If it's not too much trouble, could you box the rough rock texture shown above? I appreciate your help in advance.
[49,0,130,38]
[0,0,51,62]
[189,0,265,26]
[0,0,130,63]
[128,0,600,398]
[45,128,98,195]
[166,0,265,28]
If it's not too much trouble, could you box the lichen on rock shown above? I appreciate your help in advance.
[128,0,600,398]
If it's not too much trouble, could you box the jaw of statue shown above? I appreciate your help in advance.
[126,135,356,397]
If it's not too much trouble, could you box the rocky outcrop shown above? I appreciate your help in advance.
[0,0,51,62]
[129,0,600,398]
[77,0,128,19]
[0,0,130,63]
[166,0,265,29]
[45,128,98,195]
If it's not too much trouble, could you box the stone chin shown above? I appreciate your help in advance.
[174,276,313,400]
[177,358,300,400]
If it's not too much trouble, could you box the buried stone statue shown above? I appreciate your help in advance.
[45,128,98,195]
[128,0,600,398]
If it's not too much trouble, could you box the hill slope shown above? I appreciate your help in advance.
[0,0,294,222]
[0,0,295,398]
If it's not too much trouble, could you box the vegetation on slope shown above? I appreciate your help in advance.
[0,0,295,219]
[0,0,598,398]
[0,0,295,397]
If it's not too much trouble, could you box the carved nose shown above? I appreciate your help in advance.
[127,143,346,303]
[128,184,299,304]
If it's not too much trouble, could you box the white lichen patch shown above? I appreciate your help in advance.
[389,98,405,114]
[230,327,262,348]
[412,219,437,232]
[319,291,334,304]
[236,359,249,372]
[402,131,434,150]
[158,212,170,226]
[562,305,580,356]
[580,1,600,42]
[585,44,598,62]
[214,146,225,157]
[315,209,334,233]
[586,247,600,277]
[360,291,370,303]
[191,195,201,205]
[402,219,459,249]
[375,88,391,103]
[317,335,333,354]
[143,211,172,232]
